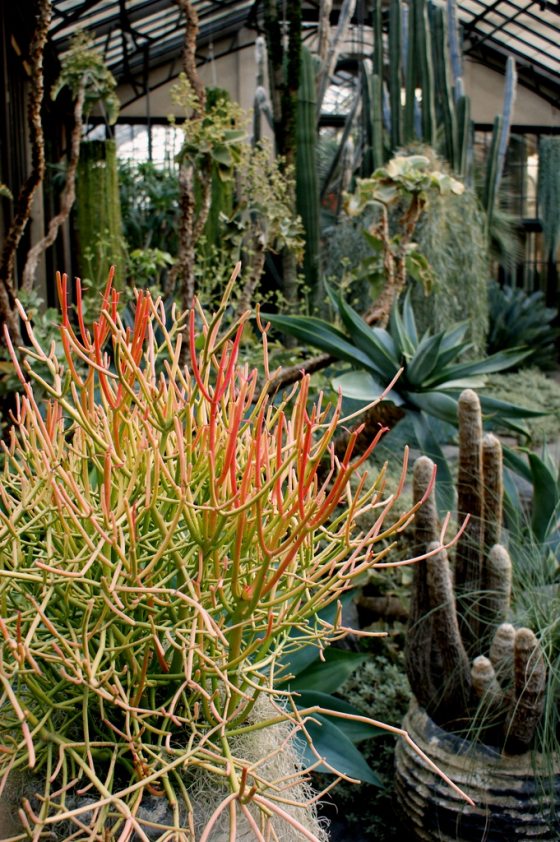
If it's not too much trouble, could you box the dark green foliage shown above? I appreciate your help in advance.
[317,654,411,841]
[266,290,532,430]
[538,136,560,260]
[487,280,559,370]
[118,161,180,255]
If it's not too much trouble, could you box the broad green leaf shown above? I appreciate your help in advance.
[407,391,460,426]
[439,321,470,353]
[294,691,383,742]
[401,292,419,346]
[338,297,399,372]
[429,377,487,391]
[478,394,547,421]
[429,347,530,384]
[529,451,560,542]
[290,649,367,694]
[390,297,416,357]
[295,717,382,784]
[264,314,375,371]
[362,230,385,254]
[502,445,531,482]
[332,370,403,405]
[406,333,443,386]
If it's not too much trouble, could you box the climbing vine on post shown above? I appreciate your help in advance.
[0,0,51,346]
[22,32,119,292]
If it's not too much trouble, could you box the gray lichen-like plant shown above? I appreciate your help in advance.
[405,388,547,752]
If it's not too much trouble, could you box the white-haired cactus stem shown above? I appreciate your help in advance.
[506,628,547,751]
[471,655,506,715]
[426,542,471,718]
[406,456,439,710]
[489,623,516,685]
[455,389,484,652]
[482,433,503,552]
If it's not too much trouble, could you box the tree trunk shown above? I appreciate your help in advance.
[0,0,51,345]
[21,84,86,293]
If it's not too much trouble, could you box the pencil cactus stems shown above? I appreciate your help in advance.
[506,628,547,751]
[2,262,475,836]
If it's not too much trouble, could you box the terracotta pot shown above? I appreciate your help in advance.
[395,699,560,841]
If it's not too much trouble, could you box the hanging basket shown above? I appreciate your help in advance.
[395,699,560,841]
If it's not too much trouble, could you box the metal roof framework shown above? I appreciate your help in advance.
[48,0,560,112]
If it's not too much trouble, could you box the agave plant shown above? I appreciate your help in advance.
[487,280,560,371]
[267,290,541,511]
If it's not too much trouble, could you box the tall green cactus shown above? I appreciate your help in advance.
[405,388,547,752]
[417,0,436,148]
[296,45,320,302]
[388,0,403,149]
[431,3,457,169]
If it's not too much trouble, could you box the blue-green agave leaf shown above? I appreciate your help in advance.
[331,370,403,405]
[337,296,399,372]
[264,313,376,371]
[296,716,382,784]
[289,649,367,694]
[294,691,384,742]
[406,332,443,386]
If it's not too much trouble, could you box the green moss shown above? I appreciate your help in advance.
[482,369,560,443]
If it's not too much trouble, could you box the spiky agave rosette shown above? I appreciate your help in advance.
[0,265,469,840]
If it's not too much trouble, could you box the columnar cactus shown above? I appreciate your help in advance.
[405,389,547,752]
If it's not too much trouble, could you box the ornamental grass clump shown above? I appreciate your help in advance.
[0,266,467,840]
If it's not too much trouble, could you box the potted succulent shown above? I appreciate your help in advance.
[396,389,559,841]
[0,266,468,840]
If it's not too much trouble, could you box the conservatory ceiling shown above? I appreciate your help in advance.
[48,0,560,109]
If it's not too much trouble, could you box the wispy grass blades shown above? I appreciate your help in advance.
[0,265,465,839]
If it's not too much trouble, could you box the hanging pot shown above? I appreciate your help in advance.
[395,699,560,841]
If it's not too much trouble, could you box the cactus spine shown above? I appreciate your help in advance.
[406,389,547,753]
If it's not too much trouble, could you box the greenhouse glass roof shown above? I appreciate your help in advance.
[48,1,560,107]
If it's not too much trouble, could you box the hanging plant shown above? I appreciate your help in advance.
[538,135,560,260]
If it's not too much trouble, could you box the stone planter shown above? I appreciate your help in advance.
[395,700,560,841]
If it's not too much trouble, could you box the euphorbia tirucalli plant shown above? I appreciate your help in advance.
[0,265,470,840]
